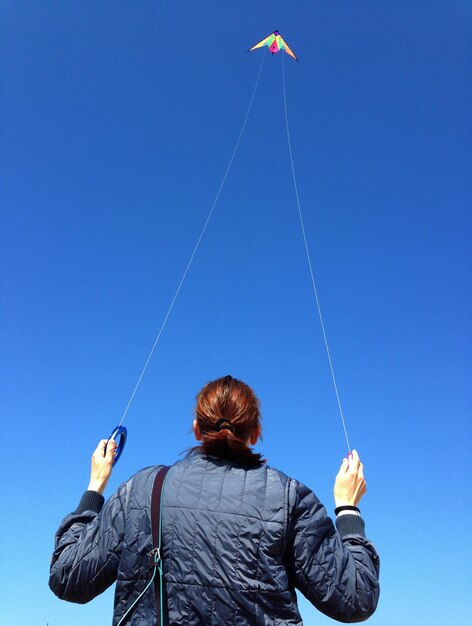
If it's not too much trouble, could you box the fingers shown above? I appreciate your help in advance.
[337,457,349,476]
[348,449,360,471]
[92,439,116,461]
[337,449,362,475]
[92,439,107,459]
[338,450,363,473]
[105,438,117,462]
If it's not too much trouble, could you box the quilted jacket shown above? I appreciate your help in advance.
[50,450,380,624]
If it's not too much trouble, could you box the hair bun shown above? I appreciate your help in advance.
[215,418,234,433]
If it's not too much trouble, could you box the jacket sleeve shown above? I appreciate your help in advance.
[284,480,380,623]
[49,483,128,604]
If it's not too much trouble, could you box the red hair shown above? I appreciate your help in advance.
[193,375,264,467]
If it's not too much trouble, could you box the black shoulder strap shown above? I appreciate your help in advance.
[150,465,171,626]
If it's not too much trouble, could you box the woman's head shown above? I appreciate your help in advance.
[192,375,264,466]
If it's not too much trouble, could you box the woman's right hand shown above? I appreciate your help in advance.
[333,449,366,507]
[87,439,117,495]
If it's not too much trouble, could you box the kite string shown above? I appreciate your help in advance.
[117,49,266,427]
[281,53,351,453]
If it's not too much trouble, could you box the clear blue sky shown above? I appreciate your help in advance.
[1,2,471,625]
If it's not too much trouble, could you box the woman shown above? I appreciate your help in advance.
[50,375,380,624]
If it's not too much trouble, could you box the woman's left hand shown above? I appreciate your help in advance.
[87,439,117,494]
[333,449,366,508]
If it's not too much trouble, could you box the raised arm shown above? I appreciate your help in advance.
[285,452,380,623]
[49,439,126,603]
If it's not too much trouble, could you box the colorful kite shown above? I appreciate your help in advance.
[248,30,298,61]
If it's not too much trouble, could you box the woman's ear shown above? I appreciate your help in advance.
[249,424,261,446]
[193,419,202,441]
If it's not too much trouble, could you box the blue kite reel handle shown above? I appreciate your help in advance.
[106,425,127,466]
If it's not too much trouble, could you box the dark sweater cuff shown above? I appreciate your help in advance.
[336,514,366,537]
[74,490,105,514]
